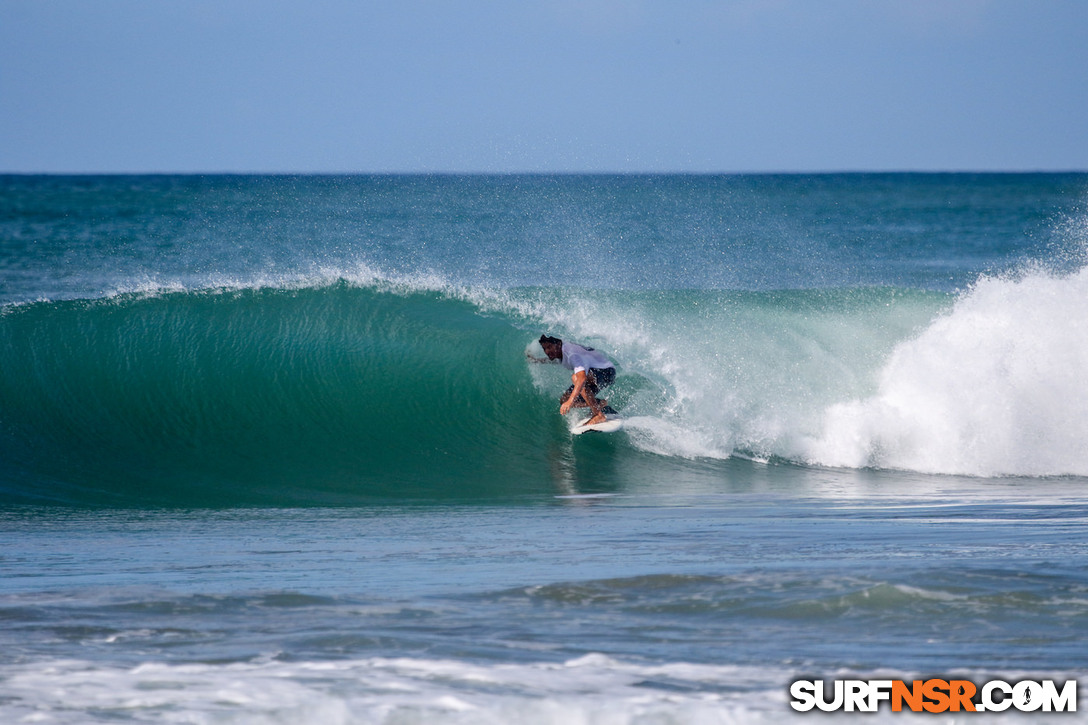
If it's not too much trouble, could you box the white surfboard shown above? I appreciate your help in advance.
[571,414,624,435]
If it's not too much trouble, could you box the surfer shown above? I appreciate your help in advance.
[537,335,615,426]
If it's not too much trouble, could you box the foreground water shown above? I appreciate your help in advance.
[4,485,1087,723]
[1,174,1087,722]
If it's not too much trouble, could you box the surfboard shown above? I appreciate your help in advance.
[571,413,624,435]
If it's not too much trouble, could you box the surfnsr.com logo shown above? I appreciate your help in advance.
[790,679,1077,713]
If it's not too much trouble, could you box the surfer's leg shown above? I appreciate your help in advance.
[582,373,607,425]
[582,368,615,424]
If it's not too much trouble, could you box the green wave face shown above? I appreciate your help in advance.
[0,284,575,505]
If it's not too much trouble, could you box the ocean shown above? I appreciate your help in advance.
[1,173,1087,722]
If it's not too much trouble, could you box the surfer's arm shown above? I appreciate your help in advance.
[560,369,587,415]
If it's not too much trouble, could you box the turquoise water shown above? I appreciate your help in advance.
[1,174,1087,722]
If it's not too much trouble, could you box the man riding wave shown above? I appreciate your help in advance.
[536,335,616,426]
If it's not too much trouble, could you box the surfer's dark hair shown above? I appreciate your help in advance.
[539,335,562,347]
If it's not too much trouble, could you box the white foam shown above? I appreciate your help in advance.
[623,415,734,460]
[806,267,1088,477]
[12,260,465,308]
[7,655,1082,724]
[0,655,789,724]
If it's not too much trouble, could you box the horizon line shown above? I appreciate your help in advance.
[3,168,1087,177]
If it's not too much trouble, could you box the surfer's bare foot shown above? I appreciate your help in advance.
[585,413,608,426]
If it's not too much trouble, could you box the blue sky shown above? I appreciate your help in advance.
[2,0,1085,173]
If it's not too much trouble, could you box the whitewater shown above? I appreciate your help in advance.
[2,173,1087,723]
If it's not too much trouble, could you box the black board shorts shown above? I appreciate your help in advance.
[565,366,616,398]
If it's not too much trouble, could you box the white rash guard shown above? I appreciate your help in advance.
[561,343,614,374]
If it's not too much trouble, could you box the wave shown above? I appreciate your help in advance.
[1,264,1084,505]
